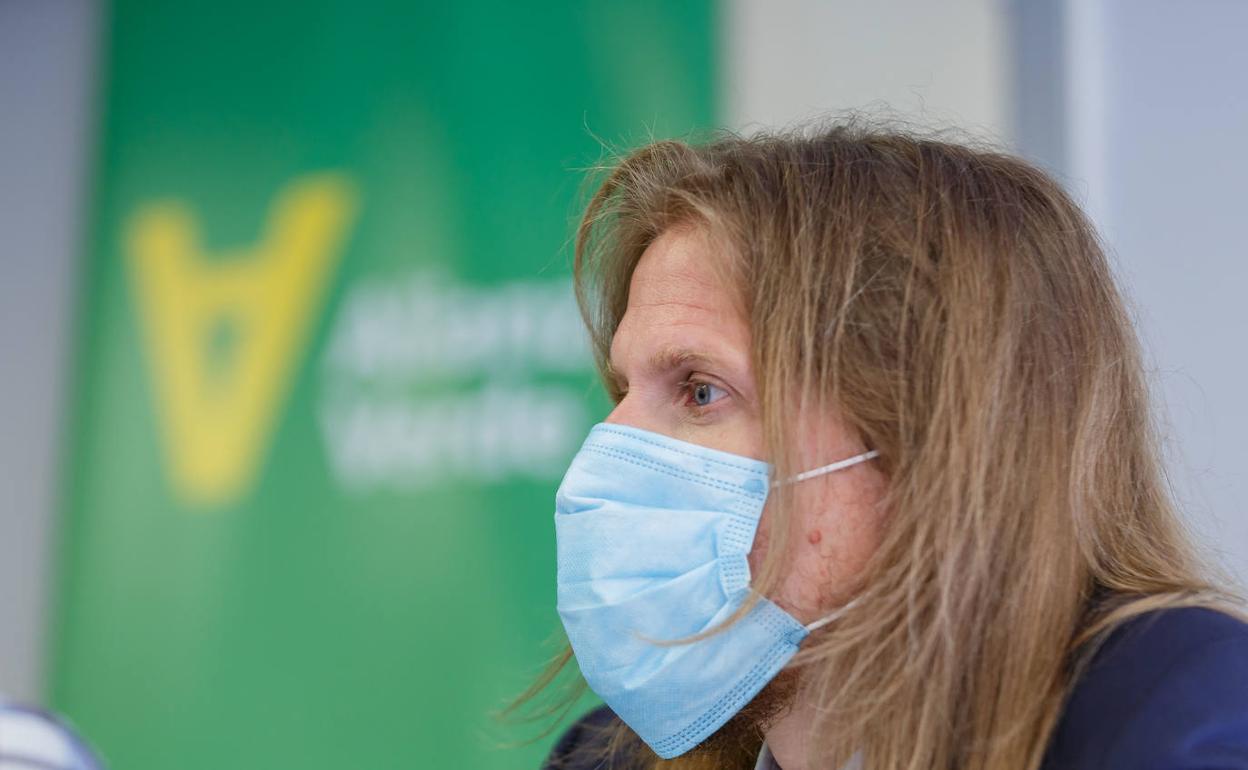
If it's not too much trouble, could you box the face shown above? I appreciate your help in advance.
[605,226,888,623]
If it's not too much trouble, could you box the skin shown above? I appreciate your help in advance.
[604,226,888,770]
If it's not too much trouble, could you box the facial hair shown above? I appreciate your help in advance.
[687,667,802,764]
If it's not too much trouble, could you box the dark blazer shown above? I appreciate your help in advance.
[544,606,1248,769]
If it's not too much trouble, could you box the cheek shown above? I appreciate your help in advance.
[787,504,847,607]
[745,495,838,595]
[751,476,887,617]
[803,501,879,585]
[746,504,772,577]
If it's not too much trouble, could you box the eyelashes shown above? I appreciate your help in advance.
[677,377,729,413]
[608,374,735,419]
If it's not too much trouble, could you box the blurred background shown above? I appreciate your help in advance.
[1,0,1245,767]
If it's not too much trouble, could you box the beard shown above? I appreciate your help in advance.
[687,667,802,763]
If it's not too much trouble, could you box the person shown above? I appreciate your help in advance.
[0,698,103,769]
[519,122,1248,770]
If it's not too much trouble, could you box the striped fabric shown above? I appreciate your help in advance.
[0,701,102,770]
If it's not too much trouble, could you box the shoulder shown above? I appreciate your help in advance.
[1043,606,1248,770]
[543,705,623,770]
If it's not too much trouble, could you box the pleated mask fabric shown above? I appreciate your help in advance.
[554,422,877,758]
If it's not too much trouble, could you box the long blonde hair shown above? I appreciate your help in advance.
[517,120,1240,770]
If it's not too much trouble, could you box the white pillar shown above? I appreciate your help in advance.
[0,0,98,702]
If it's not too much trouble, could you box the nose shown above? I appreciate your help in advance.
[603,392,660,434]
[603,397,632,426]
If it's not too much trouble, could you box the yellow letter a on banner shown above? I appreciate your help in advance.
[125,173,357,508]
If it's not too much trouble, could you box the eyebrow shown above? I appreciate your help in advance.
[607,345,720,394]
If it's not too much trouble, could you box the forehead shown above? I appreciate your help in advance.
[610,227,749,365]
[624,227,739,324]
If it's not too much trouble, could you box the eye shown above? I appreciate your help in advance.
[682,379,727,408]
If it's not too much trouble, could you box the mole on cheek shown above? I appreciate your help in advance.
[806,529,823,545]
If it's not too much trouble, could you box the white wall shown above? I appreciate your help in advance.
[1058,0,1248,585]
[724,0,1011,142]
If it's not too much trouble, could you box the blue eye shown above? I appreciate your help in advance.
[688,381,726,407]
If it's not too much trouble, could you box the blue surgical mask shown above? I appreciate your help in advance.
[555,422,879,759]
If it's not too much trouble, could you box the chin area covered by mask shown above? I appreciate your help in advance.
[555,423,876,759]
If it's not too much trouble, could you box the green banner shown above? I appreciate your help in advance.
[52,3,716,768]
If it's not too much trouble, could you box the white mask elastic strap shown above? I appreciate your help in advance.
[772,449,879,487]
[804,595,861,632]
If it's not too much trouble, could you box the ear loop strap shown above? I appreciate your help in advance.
[779,449,880,485]
[804,595,861,632]
[769,448,880,632]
